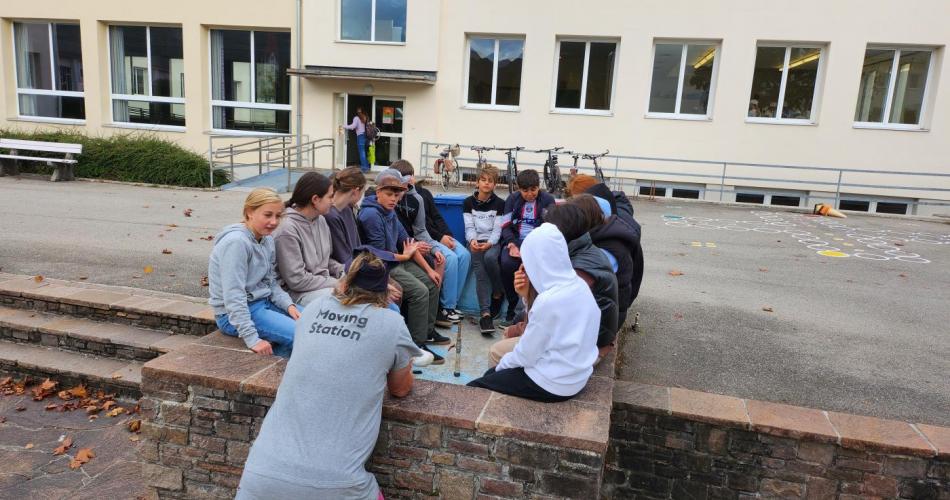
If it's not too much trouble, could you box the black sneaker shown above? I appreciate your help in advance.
[435,309,452,328]
[445,309,462,323]
[420,344,445,365]
[427,330,452,345]
[479,315,495,336]
[489,295,503,319]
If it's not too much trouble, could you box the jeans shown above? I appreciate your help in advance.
[499,246,522,315]
[431,241,470,310]
[471,244,502,314]
[216,299,296,358]
[356,134,369,172]
[389,262,439,344]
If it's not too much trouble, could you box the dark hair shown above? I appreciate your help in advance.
[567,193,605,231]
[286,172,332,208]
[356,107,368,125]
[390,159,414,177]
[544,204,589,243]
[332,166,367,194]
[516,169,540,189]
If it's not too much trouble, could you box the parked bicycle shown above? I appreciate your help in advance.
[498,146,524,193]
[534,147,565,197]
[433,144,462,189]
[583,150,610,185]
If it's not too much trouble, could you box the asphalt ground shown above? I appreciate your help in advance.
[1,176,948,425]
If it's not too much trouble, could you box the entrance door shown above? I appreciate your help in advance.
[344,94,373,167]
[372,97,404,167]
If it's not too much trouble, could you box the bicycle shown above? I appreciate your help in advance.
[433,144,461,189]
[498,146,524,194]
[583,150,610,185]
[534,147,565,197]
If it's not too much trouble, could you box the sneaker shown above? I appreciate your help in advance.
[435,309,452,328]
[427,330,452,345]
[412,347,434,367]
[420,344,445,365]
[445,309,462,323]
[479,315,495,336]
[489,296,503,319]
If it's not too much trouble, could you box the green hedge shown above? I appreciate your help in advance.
[1,129,229,187]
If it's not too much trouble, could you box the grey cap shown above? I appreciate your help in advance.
[375,168,409,191]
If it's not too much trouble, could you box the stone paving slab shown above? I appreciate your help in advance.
[0,342,140,389]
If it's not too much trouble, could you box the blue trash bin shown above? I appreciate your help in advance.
[433,194,481,314]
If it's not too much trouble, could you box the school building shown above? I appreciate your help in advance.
[1,0,949,215]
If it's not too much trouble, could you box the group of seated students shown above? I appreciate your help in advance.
[212,160,643,499]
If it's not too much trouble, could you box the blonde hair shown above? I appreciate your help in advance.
[478,164,499,183]
[334,252,390,308]
[243,188,283,220]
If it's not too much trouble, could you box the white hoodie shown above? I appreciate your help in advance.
[496,223,600,396]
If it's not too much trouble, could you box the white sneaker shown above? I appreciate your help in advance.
[413,349,434,367]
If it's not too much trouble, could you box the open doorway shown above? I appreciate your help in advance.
[341,94,405,168]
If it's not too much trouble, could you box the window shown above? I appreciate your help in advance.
[13,22,85,121]
[748,44,823,122]
[838,199,870,212]
[465,37,524,109]
[553,40,617,113]
[770,195,801,207]
[341,0,406,43]
[211,30,291,134]
[854,47,933,127]
[875,201,908,215]
[109,25,185,128]
[735,193,766,204]
[648,42,718,117]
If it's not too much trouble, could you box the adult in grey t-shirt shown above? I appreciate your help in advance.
[236,294,421,500]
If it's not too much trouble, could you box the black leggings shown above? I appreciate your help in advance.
[467,367,572,403]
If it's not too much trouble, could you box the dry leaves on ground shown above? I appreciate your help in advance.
[144,266,154,274]
[69,448,95,469]
[762,306,774,313]
[161,249,173,255]
[33,275,44,283]
[31,379,58,400]
[668,270,684,277]
[183,209,193,217]
[53,436,73,455]
[199,235,214,241]
[128,419,142,433]
[759,268,768,272]
[200,276,209,287]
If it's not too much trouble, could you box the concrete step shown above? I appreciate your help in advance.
[0,340,143,398]
[0,305,198,361]
[0,275,215,336]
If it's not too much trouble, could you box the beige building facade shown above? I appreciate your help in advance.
[1,0,948,214]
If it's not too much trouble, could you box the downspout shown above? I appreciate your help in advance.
[292,0,303,191]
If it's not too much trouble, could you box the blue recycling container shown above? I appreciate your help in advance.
[433,194,469,243]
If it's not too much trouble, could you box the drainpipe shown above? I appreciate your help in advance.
[291,0,303,192]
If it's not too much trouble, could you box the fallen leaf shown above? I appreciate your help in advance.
[161,249,172,255]
[129,435,140,442]
[0,417,6,423]
[106,407,125,418]
[0,377,10,387]
[33,275,44,283]
[102,400,117,411]
[32,378,58,400]
[200,235,214,241]
[69,448,95,469]
[88,415,98,420]
[142,205,150,208]
[144,265,154,274]
[78,276,88,280]
[45,403,58,411]
[167,224,178,228]
[68,385,87,399]
[85,405,101,415]
[111,374,123,380]
[183,208,193,217]
[187,239,193,242]
[128,419,142,433]
[899,273,907,278]
[758,268,768,272]
[53,436,72,455]
[200,276,209,287]
[894,242,904,247]
[762,306,774,313]
[668,270,684,277]
[25,443,34,449]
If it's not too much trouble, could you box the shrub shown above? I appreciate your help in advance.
[0,129,229,187]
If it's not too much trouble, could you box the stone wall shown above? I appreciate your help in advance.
[138,337,616,499]
[603,381,949,499]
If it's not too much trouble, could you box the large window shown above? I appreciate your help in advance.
[211,29,291,134]
[109,25,185,128]
[465,37,524,109]
[854,47,933,128]
[648,41,719,118]
[553,40,617,113]
[13,22,85,121]
[341,0,406,43]
[747,44,824,123]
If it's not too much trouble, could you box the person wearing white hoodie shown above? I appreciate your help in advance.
[274,172,345,307]
[467,223,600,402]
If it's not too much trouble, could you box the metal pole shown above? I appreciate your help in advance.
[295,0,303,171]
[613,156,619,190]
[258,139,262,175]
[331,139,336,172]
[834,170,843,207]
[208,135,214,187]
[229,144,234,180]
[719,163,727,201]
[419,141,426,177]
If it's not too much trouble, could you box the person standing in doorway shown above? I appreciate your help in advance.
[342,107,370,173]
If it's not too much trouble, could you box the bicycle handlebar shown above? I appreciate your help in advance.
[470,145,494,152]
[497,146,525,152]
[582,150,610,160]
[532,146,564,154]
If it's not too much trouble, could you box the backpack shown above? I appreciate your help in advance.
[365,121,380,142]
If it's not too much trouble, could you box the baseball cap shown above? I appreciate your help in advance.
[374,168,409,192]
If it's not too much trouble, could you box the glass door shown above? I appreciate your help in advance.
[372,97,404,167]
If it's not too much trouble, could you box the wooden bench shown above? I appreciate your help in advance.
[0,138,83,181]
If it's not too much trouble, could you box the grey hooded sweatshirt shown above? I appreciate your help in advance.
[273,207,345,301]
[208,223,295,349]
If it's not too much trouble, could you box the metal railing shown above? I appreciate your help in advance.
[208,134,305,187]
[420,141,950,210]
[265,138,336,192]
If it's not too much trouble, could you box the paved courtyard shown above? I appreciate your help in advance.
[0,176,948,425]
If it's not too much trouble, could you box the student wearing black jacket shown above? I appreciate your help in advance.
[417,184,472,321]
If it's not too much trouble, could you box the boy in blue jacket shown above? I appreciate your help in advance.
[498,169,556,324]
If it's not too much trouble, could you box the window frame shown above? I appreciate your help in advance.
[11,20,86,125]
[852,45,936,132]
[107,23,187,132]
[337,0,407,45]
[207,28,293,136]
[550,37,619,116]
[745,42,827,126]
[462,35,526,112]
[645,39,721,121]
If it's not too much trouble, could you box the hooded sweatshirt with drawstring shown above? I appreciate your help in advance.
[273,207,345,301]
[208,224,295,349]
[495,223,600,397]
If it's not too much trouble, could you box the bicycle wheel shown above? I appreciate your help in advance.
[440,162,450,190]
[451,163,461,187]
